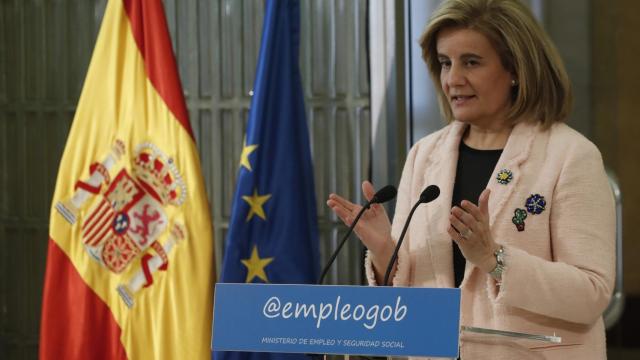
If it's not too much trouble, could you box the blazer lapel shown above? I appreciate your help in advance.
[460,121,538,284]
[422,121,467,288]
[486,121,538,227]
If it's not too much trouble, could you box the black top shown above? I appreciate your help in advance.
[451,141,503,288]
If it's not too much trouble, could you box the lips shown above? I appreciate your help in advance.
[450,95,475,105]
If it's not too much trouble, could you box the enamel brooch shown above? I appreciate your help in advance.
[513,194,546,232]
[525,194,546,215]
[512,208,527,232]
[496,169,513,185]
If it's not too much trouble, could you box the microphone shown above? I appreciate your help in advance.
[382,185,440,286]
[318,185,397,284]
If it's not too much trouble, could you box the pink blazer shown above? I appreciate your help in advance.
[365,121,615,359]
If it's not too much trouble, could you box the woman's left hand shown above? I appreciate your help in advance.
[448,188,500,273]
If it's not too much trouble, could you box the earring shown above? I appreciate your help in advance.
[511,79,518,86]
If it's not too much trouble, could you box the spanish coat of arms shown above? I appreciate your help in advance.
[55,140,188,308]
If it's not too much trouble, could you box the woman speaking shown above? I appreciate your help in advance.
[327,0,615,358]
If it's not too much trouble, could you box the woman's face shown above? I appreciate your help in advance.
[436,27,514,128]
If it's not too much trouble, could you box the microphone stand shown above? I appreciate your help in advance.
[317,202,371,285]
[383,185,439,286]
[382,201,421,286]
[318,185,396,285]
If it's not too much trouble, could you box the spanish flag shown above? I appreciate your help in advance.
[39,0,215,359]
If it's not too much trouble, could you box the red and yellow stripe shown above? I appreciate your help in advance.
[40,0,215,359]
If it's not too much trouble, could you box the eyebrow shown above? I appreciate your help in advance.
[437,53,484,60]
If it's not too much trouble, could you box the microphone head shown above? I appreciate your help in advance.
[419,185,440,204]
[371,185,397,204]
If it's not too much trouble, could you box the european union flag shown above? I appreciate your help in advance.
[214,0,320,359]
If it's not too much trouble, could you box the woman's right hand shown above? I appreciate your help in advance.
[326,181,393,257]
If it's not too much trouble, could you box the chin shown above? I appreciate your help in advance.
[451,112,475,124]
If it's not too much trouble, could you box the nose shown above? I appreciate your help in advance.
[444,62,466,87]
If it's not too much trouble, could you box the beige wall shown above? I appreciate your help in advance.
[593,0,640,295]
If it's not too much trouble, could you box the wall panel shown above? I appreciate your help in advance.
[24,112,47,219]
[44,0,67,103]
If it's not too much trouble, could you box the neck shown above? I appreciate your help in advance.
[463,122,513,150]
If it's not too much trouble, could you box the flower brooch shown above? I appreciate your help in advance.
[513,194,546,232]
[496,169,513,185]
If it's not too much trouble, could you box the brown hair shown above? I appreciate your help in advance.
[419,0,572,128]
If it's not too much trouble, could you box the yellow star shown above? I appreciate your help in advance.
[242,189,272,222]
[241,245,274,283]
[239,138,259,171]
